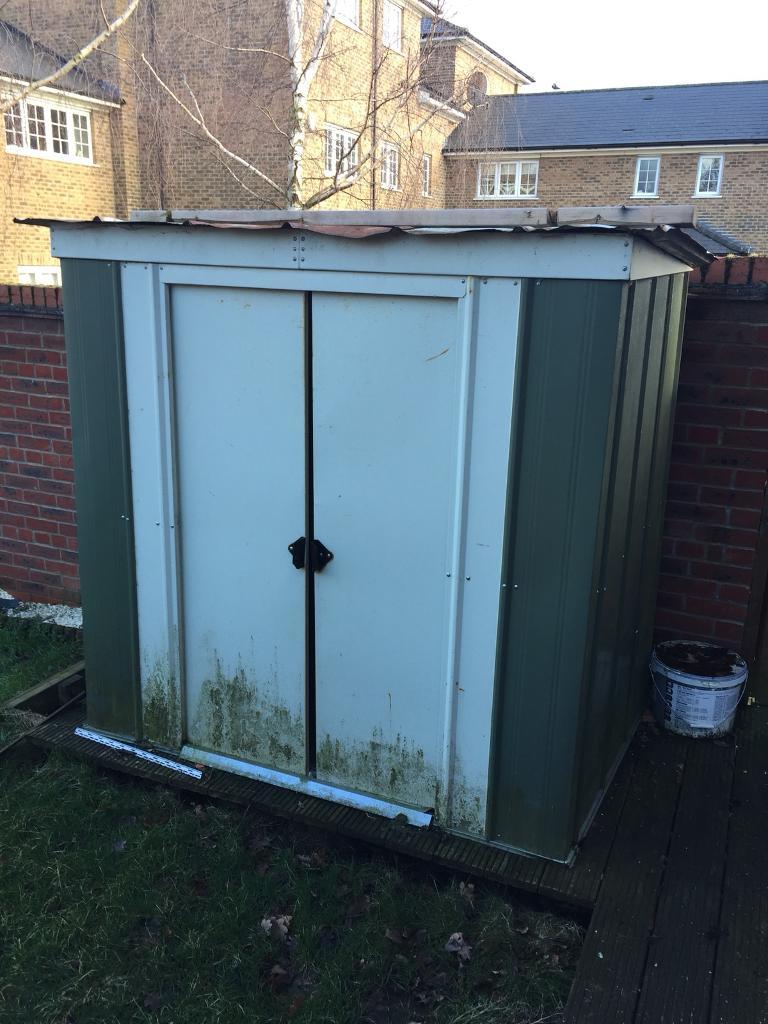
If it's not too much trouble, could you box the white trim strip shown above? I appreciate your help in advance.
[74,727,204,778]
[446,143,768,159]
[181,745,434,827]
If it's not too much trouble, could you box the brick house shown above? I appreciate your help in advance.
[443,81,768,251]
[0,18,141,285]
[1,2,531,238]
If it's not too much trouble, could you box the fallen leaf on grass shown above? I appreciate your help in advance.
[261,914,293,942]
[444,932,472,962]
[267,964,292,992]
[143,992,163,1011]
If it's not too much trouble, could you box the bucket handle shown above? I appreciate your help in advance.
[649,669,747,731]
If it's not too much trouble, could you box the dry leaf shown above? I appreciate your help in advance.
[261,914,293,941]
[444,931,472,961]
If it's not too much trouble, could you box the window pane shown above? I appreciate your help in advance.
[478,162,496,196]
[50,108,69,155]
[519,160,538,196]
[498,162,517,196]
[698,156,721,194]
[636,157,659,194]
[335,0,358,24]
[72,112,90,159]
[27,104,47,151]
[383,1,402,49]
[4,102,23,147]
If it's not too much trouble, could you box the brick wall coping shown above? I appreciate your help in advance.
[0,285,63,317]
[691,256,768,295]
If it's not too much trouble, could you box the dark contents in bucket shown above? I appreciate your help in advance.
[656,641,739,677]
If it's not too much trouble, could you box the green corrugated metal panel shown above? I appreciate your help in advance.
[61,259,140,738]
[488,279,625,862]
[628,275,687,712]
[573,275,687,833]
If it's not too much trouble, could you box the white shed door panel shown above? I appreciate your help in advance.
[312,292,461,811]
[171,286,307,774]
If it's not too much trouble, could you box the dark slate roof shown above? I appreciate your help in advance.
[445,81,768,152]
[421,17,534,84]
[0,19,120,104]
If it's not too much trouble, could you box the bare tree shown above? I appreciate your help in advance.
[125,0,473,210]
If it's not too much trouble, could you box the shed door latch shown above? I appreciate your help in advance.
[288,537,334,572]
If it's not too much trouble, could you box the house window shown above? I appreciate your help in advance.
[334,0,359,28]
[422,153,431,196]
[382,1,403,50]
[634,156,660,197]
[476,160,539,199]
[380,142,400,189]
[4,97,92,164]
[325,124,358,177]
[696,155,723,196]
[17,265,62,287]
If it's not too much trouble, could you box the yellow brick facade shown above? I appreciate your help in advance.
[0,100,127,282]
[445,148,768,250]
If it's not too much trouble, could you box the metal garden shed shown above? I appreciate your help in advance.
[46,207,706,862]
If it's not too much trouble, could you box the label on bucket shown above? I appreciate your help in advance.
[669,681,740,729]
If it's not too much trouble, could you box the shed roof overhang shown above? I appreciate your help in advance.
[19,205,717,275]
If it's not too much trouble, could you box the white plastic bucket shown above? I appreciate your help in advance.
[650,640,747,738]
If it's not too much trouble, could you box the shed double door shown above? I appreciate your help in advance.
[173,284,460,812]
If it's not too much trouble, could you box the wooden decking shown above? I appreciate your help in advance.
[26,703,768,1023]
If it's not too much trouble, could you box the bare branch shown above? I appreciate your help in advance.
[139,52,287,200]
[0,0,141,115]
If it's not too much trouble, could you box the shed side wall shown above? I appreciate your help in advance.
[489,279,624,862]
[574,274,687,830]
[60,258,139,737]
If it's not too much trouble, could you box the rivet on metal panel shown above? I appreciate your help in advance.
[501,583,507,589]
[622,266,628,272]
[292,257,297,262]
[465,576,471,582]
[482,279,488,284]
[513,584,519,589]
[446,572,451,578]
[624,240,630,247]
[300,257,305,262]
[301,236,306,241]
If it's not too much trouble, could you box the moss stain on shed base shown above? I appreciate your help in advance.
[142,664,181,749]
[189,661,305,775]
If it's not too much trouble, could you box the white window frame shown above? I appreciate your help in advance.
[382,0,403,51]
[333,0,360,29]
[475,159,539,200]
[324,124,359,177]
[17,265,62,287]
[633,156,660,198]
[422,153,432,197]
[695,154,724,197]
[380,142,400,190]
[3,93,93,164]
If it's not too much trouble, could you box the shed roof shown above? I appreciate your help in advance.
[0,19,120,104]
[444,80,768,152]
[19,205,724,265]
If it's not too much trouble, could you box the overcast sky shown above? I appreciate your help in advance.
[447,0,767,92]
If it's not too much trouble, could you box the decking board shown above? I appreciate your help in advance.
[634,737,733,1024]
[564,728,688,1022]
[710,707,768,1024]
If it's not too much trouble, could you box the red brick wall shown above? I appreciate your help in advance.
[0,285,79,605]
[655,257,768,652]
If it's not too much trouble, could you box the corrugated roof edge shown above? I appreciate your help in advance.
[16,206,717,265]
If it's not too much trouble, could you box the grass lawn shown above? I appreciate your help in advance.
[0,611,83,747]
[0,615,582,1022]
[0,611,82,706]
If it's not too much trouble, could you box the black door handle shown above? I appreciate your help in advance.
[288,537,334,572]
